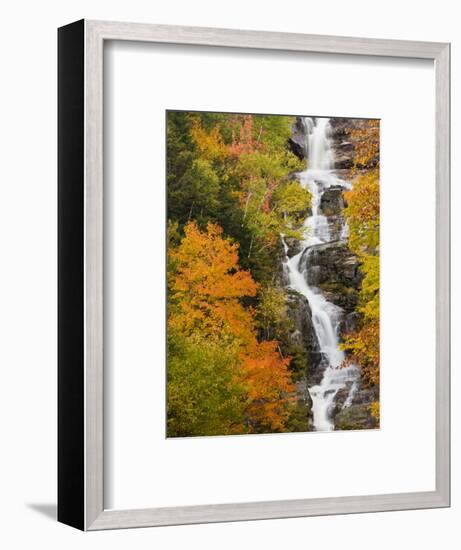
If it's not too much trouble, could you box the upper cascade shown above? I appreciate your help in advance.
[302,117,334,171]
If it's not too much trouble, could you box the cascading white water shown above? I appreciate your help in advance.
[283,117,358,431]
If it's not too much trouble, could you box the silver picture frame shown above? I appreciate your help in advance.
[58,19,450,531]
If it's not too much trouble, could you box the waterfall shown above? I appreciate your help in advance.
[283,117,358,431]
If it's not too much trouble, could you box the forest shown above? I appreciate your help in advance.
[166,110,380,437]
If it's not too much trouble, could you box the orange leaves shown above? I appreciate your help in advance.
[190,115,261,162]
[241,341,295,431]
[242,341,293,399]
[344,175,379,227]
[169,221,257,342]
[228,115,260,158]
[172,222,257,299]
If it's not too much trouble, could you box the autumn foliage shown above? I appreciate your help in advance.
[168,221,295,436]
[341,120,380,419]
[169,221,257,342]
[167,111,380,434]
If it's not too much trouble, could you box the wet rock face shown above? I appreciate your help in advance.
[319,285,359,313]
[327,216,345,242]
[288,118,308,160]
[300,242,362,289]
[319,186,345,217]
[340,311,361,334]
[297,242,362,314]
[318,185,347,241]
[307,356,330,386]
[285,290,320,365]
[334,404,377,430]
[284,237,304,259]
[284,289,331,386]
[332,382,379,430]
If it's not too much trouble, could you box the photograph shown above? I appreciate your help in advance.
[166,111,380,437]
[0,1,452,543]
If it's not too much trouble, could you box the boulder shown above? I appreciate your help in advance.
[285,290,320,364]
[288,137,305,161]
[319,186,345,217]
[340,311,361,333]
[351,385,379,406]
[283,237,303,258]
[332,383,354,415]
[334,156,354,170]
[334,404,377,430]
[284,289,330,386]
[307,355,330,386]
[332,380,379,430]
[288,118,308,160]
[300,241,363,290]
[318,283,359,313]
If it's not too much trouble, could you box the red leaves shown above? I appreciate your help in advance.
[228,115,260,158]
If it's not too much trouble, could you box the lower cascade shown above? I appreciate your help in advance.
[283,116,359,431]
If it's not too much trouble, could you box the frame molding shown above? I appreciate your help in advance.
[58,19,450,531]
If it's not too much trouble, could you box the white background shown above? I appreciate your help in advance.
[106,43,435,509]
[0,0,458,548]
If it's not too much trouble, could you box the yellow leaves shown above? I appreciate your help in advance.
[256,285,287,337]
[272,181,312,219]
[190,119,227,161]
[341,121,380,390]
[358,254,379,321]
[344,123,380,259]
[341,319,380,387]
[344,171,380,255]
[370,401,380,423]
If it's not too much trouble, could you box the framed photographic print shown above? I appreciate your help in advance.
[58,20,450,530]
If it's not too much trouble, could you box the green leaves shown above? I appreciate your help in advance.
[167,332,246,437]
[272,180,312,237]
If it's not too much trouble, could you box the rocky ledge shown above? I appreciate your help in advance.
[333,382,379,430]
[319,185,347,241]
[285,289,321,373]
[300,241,363,300]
